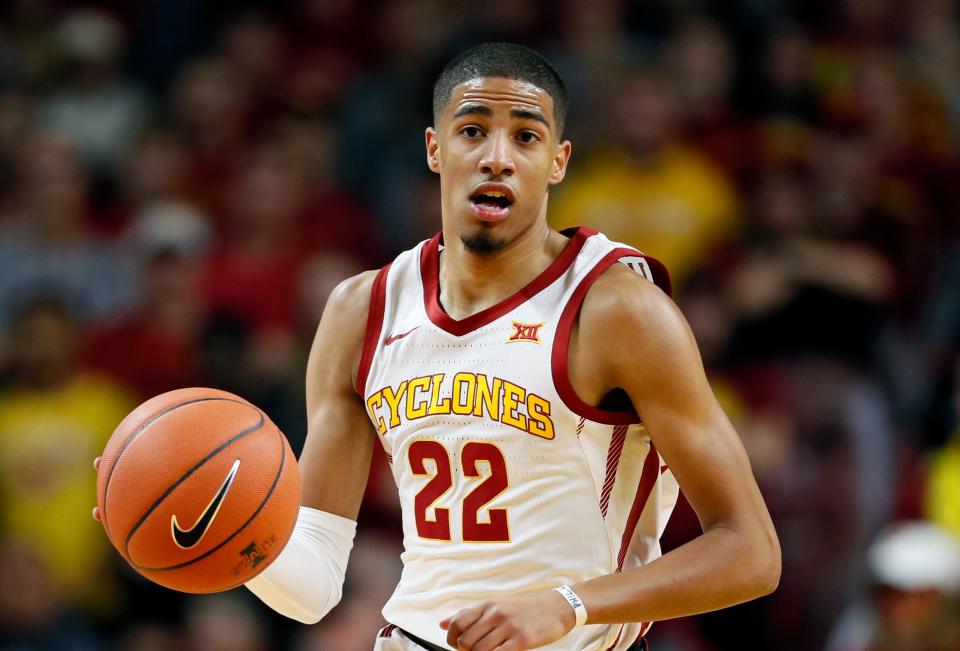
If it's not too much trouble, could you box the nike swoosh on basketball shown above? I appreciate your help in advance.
[385,326,420,346]
[171,459,241,549]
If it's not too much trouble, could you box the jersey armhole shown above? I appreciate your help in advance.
[551,248,671,425]
[355,263,391,396]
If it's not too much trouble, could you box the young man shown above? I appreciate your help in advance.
[244,43,780,650]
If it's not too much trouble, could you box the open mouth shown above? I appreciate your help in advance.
[469,188,514,222]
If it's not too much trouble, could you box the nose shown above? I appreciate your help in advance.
[478,131,515,177]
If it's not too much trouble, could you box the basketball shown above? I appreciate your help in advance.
[96,387,300,593]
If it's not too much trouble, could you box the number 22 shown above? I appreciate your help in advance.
[408,440,510,543]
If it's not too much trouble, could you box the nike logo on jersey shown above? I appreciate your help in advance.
[171,459,241,549]
[385,326,420,346]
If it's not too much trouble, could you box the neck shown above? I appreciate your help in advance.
[437,220,567,320]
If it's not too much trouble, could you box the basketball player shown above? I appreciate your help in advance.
[100,42,780,650]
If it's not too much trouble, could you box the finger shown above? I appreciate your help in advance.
[446,607,485,649]
[455,614,498,651]
[93,456,101,471]
[439,617,451,630]
[472,624,511,651]
[92,506,101,521]
[494,642,522,651]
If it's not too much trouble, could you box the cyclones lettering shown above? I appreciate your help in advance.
[366,372,555,439]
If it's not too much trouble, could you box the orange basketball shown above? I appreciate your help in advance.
[96,387,300,593]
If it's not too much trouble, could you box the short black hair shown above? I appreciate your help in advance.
[432,42,568,137]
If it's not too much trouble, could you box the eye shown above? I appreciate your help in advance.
[460,126,484,138]
[518,131,540,144]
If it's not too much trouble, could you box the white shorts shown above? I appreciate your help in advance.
[373,623,650,651]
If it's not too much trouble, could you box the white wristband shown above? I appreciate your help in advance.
[554,585,588,628]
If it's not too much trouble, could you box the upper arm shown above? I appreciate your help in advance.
[299,270,380,520]
[579,266,776,538]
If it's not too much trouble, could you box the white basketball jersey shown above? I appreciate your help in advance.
[358,227,679,651]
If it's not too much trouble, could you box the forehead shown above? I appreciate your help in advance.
[445,77,555,124]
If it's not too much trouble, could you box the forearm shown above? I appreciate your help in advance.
[245,506,356,624]
[574,524,780,624]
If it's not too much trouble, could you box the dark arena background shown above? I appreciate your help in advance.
[0,1,959,650]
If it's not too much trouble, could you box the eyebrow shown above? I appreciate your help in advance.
[452,104,492,119]
[452,104,551,130]
[510,108,550,129]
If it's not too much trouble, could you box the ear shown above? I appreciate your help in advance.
[425,127,441,174]
[548,140,572,186]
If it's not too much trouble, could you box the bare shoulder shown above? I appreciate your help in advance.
[581,262,689,345]
[307,269,380,400]
[578,262,701,388]
[324,269,380,325]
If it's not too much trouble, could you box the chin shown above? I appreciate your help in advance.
[460,230,507,256]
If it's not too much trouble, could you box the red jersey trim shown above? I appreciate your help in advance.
[600,425,628,518]
[598,445,660,651]
[551,247,671,425]
[634,624,652,645]
[356,263,391,396]
[617,444,661,570]
[419,227,595,337]
[378,624,397,638]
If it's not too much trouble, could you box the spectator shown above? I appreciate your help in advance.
[37,9,149,175]
[82,201,211,399]
[747,24,819,122]
[202,144,307,334]
[0,296,133,614]
[0,133,133,326]
[665,17,750,177]
[268,116,384,265]
[336,0,450,244]
[724,167,894,366]
[169,56,251,217]
[0,536,104,651]
[827,521,960,651]
[550,66,740,287]
[108,128,194,235]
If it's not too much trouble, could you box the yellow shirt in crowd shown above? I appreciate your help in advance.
[0,373,133,611]
[926,435,960,539]
[551,145,739,286]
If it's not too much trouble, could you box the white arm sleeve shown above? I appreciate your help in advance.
[244,506,356,624]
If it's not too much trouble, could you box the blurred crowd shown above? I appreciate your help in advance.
[0,1,958,650]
